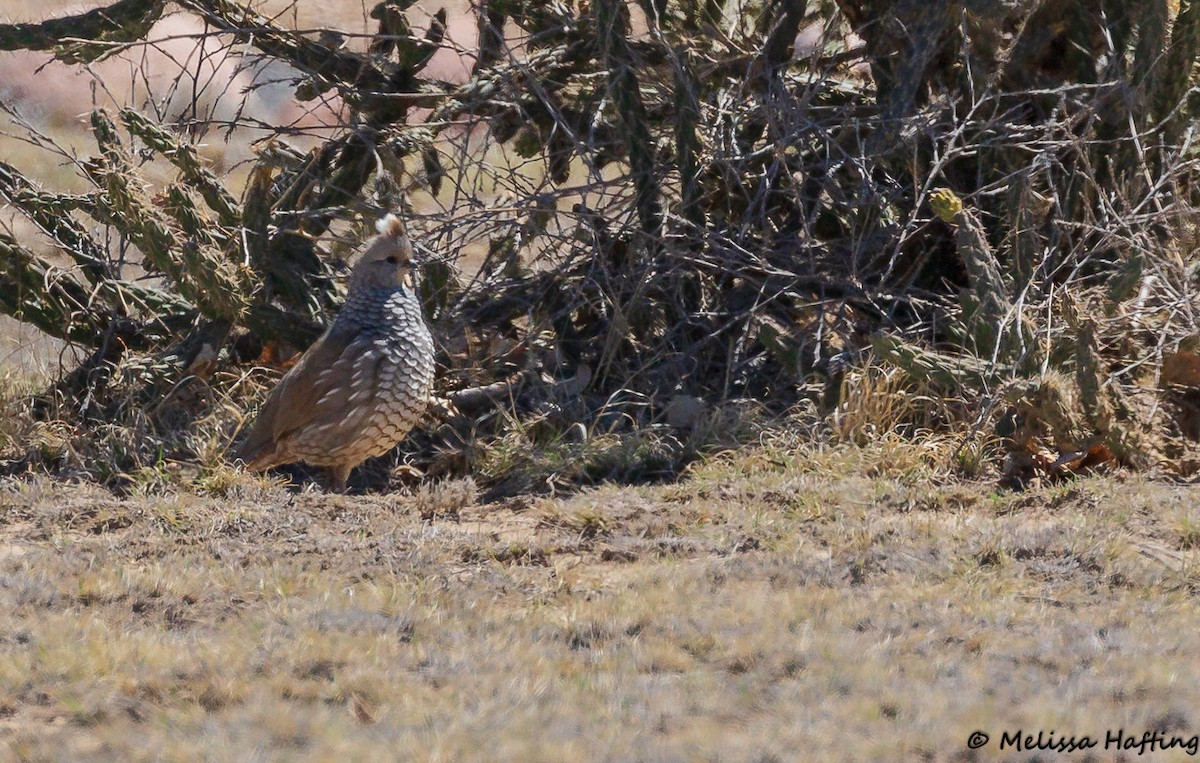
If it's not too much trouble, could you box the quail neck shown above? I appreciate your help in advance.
[339,283,432,349]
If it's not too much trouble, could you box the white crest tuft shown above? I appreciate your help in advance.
[375,213,406,238]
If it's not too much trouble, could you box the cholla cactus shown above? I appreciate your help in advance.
[930,188,1037,368]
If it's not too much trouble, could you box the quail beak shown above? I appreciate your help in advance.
[407,243,426,268]
[399,249,421,288]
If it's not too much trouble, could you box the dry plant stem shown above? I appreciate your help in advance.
[595,0,663,256]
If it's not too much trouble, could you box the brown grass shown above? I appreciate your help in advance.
[2,436,1200,760]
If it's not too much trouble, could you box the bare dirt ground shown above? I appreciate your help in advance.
[3,441,1200,761]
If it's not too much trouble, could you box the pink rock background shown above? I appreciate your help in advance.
[0,2,482,163]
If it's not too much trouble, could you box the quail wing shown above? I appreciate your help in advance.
[236,324,387,469]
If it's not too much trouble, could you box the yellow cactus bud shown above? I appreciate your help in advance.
[929,188,963,223]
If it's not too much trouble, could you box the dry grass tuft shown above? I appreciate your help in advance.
[411,475,475,521]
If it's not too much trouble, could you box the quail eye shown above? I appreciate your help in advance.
[385,255,399,264]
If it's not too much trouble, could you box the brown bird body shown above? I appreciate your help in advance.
[235,214,435,491]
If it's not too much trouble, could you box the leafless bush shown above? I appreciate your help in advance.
[1,0,1199,487]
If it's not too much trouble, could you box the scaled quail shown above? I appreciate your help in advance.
[235,213,435,491]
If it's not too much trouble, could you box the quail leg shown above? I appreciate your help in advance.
[326,463,353,493]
